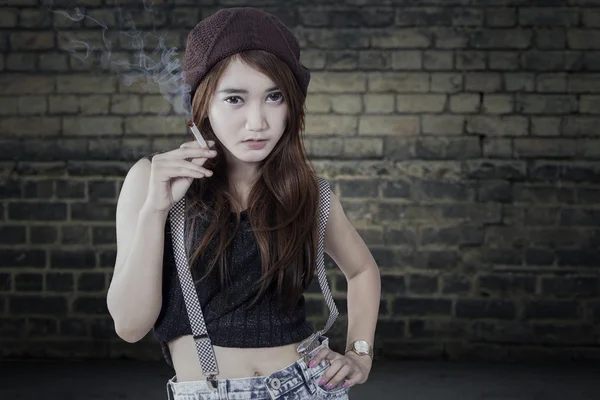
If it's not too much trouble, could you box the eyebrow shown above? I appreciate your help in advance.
[217,86,280,94]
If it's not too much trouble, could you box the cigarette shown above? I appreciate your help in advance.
[187,120,208,148]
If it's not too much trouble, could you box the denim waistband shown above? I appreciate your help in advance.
[167,336,332,399]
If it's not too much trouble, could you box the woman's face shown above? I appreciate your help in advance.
[208,57,288,169]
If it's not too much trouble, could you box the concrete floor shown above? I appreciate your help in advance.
[0,359,599,400]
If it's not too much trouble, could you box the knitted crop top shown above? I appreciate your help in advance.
[144,155,315,367]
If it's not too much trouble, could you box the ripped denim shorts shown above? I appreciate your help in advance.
[166,335,351,399]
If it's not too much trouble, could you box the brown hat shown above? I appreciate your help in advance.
[183,7,310,102]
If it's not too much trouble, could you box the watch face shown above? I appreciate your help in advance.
[354,340,369,353]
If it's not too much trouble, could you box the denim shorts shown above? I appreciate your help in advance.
[166,335,351,399]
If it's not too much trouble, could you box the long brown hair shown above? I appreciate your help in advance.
[185,50,319,313]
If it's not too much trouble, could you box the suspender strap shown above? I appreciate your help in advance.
[168,200,219,387]
[315,177,338,336]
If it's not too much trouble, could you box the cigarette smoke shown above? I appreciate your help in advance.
[42,0,193,121]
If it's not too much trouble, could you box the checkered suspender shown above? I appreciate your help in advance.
[168,199,219,382]
[314,177,339,337]
[167,177,339,380]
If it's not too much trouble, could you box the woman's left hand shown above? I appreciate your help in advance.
[308,348,372,389]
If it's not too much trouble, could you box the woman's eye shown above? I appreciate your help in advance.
[225,96,243,105]
[267,92,283,102]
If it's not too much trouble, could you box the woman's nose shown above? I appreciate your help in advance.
[245,105,267,132]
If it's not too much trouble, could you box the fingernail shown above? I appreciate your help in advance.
[318,379,325,386]
[325,383,333,389]
[343,382,350,388]
[309,360,316,368]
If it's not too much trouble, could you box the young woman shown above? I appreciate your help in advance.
[107,7,381,400]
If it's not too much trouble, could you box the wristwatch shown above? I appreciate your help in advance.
[345,340,373,359]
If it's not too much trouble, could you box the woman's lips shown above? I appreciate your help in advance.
[244,140,267,150]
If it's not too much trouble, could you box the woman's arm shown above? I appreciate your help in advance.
[323,190,381,366]
[106,158,167,343]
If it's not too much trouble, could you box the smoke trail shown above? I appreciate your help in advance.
[43,0,193,121]
[142,0,156,13]
[49,6,112,66]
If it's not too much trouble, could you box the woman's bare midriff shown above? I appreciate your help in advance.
[168,335,305,382]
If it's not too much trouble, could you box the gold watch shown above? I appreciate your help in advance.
[345,340,373,359]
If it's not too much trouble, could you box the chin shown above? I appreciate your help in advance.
[233,150,269,164]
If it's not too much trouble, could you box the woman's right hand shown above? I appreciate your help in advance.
[143,139,217,214]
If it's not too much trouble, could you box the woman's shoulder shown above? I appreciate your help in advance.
[142,152,162,162]
[123,153,160,183]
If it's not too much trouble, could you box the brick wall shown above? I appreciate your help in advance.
[1,0,599,362]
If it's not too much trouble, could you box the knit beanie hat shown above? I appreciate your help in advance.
[183,7,310,102]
